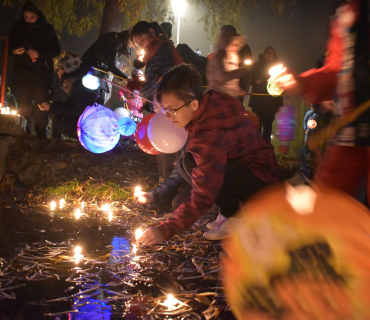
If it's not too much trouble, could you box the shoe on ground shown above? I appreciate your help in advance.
[203,217,235,241]
[206,213,225,230]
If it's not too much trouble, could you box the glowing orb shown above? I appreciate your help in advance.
[118,117,137,136]
[307,119,317,129]
[77,103,120,154]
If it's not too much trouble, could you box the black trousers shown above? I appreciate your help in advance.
[51,114,79,140]
[254,111,275,142]
[173,152,268,217]
[14,85,48,139]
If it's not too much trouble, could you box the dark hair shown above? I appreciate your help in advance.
[260,46,278,61]
[130,21,166,44]
[160,22,172,39]
[22,1,39,15]
[156,64,203,104]
[220,25,237,35]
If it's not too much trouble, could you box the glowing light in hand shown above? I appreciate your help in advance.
[244,59,252,65]
[269,64,284,77]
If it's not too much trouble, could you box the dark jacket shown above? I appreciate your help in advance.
[249,55,284,115]
[50,76,96,119]
[82,31,130,80]
[158,90,279,240]
[176,43,208,85]
[239,44,253,91]
[9,11,60,88]
[140,37,183,110]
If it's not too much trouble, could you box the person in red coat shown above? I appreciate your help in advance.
[137,64,279,245]
[275,0,370,202]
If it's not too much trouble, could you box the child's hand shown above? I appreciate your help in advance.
[39,102,50,111]
[137,227,165,245]
[27,49,39,62]
[13,48,25,55]
[134,192,154,204]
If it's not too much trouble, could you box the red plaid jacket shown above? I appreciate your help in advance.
[158,90,279,239]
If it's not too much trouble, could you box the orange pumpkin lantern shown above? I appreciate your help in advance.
[222,183,370,320]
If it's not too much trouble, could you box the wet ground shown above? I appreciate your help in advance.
[0,137,302,319]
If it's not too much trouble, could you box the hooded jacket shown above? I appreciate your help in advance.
[9,11,60,87]
[158,90,279,239]
[249,54,284,115]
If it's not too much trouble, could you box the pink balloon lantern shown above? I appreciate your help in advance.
[147,113,188,154]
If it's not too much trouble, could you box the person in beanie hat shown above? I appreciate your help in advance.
[9,1,60,139]
[39,53,96,151]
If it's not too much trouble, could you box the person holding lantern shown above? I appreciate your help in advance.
[206,25,251,99]
[137,64,279,245]
[249,46,284,142]
[275,0,370,202]
[130,21,184,182]
[39,53,97,150]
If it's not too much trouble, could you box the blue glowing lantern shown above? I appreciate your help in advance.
[82,72,100,90]
[77,103,120,153]
[118,117,137,136]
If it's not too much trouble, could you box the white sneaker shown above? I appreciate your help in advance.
[206,213,225,230]
[203,217,234,240]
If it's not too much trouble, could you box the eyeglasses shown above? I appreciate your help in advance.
[160,101,192,116]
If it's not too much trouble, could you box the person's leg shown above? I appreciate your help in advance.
[215,161,268,218]
[314,145,367,199]
[51,113,62,140]
[172,185,192,210]
[32,86,49,139]
[13,86,32,129]
[262,114,274,142]
[56,118,79,140]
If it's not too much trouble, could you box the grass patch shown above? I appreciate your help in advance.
[46,179,128,201]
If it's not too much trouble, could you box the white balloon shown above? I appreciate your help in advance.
[114,107,130,120]
[147,113,188,154]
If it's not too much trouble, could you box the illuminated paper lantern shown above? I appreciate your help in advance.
[118,117,137,136]
[77,103,120,153]
[82,73,100,90]
[276,105,295,141]
[307,119,317,129]
[222,184,370,320]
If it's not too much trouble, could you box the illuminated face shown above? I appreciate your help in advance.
[264,48,275,61]
[57,68,65,79]
[24,11,39,24]
[132,29,154,49]
[159,92,198,128]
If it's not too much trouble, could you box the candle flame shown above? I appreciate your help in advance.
[75,208,82,219]
[135,228,143,240]
[107,211,113,222]
[101,203,110,212]
[59,199,66,209]
[163,294,177,308]
[10,110,17,115]
[244,59,252,65]
[50,201,56,211]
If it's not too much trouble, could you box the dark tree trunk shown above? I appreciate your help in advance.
[99,0,124,37]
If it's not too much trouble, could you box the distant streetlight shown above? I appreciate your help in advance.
[171,0,186,45]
